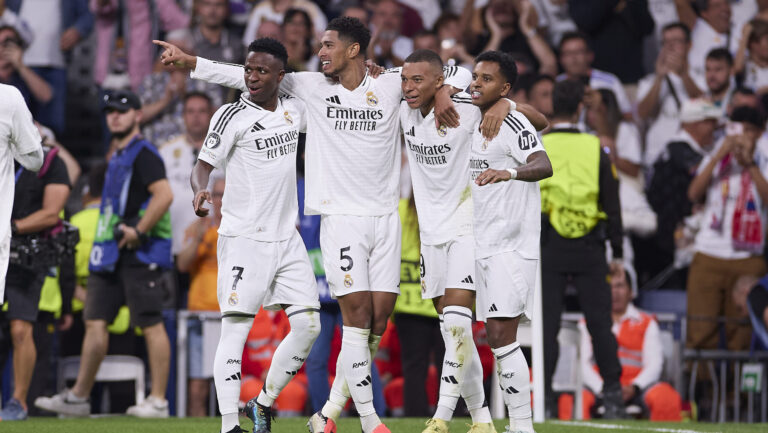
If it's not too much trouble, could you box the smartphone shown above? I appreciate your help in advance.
[441,38,456,50]
[726,121,744,136]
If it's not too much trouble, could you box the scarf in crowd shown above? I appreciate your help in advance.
[710,154,763,253]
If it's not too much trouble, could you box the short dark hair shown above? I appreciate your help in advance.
[404,49,443,70]
[706,47,734,66]
[552,79,584,119]
[475,50,518,86]
[734,86,756,96]
[559,30,590,52]
[183,91,213,109]
[433,12,460,33]
[247,37,288,68]
[326,16,371,53]
[526,74,554,99]
[662,22,691,42]
[694,0,711,13]
[731,105,766,129]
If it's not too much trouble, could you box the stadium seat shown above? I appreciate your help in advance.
[57,355,146,408]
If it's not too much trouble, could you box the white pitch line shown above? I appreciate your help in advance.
[551,421,719,433]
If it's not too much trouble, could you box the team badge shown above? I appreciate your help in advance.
[173,148,182,158]
[284,111,293,125]
[366,91,378,106]
[481,139,489,151]
[437,124,447,137]
[344,274,354,288]
[228,292,239,306]
[205,132,221,149]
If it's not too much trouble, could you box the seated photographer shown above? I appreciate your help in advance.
[0,145,70,422]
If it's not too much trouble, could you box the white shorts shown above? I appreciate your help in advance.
[420,236,475,299]
[475,251,537,322]
[320,212,401,297]
[216,232,319,316]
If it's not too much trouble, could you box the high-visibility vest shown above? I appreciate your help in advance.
[393,199,438,318]
[38,269,62,316]
[540,131,606,238]
[591,312,655,386]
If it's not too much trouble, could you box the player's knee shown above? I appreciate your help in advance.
[287,307,321,342]
[9,320,32,344]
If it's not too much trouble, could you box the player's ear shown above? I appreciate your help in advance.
[500,82,511,98]
[347,41,360,59]
[277,69,285,83]
[435,74,444,89]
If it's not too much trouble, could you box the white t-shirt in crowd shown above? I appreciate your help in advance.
[158,135,200,255]
[637,72,690,166]
[731,0,759,53]
[470,111,544,260]
[241,0,327,46]
[557,69,632,114]
[694,141,768,259]
[197,94,306,242]
[19,0,64,68]
[689,18,729,91]
[0,84,43,302]
[191,59,471,217]
[743,60,768,92]
[400,92,481,245]
[530,0,577,47]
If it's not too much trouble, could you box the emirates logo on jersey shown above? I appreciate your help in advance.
[366,91,378,106]
[284,111,293,125]
[437,124,447,137]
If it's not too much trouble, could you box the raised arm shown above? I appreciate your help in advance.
[154,40,247,92]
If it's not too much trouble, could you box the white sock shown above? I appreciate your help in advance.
[323,349,348,420]
[214,315,252,432]
[257,306,320,407]
[435,306,473,421]
[493,342,533,433]
[464,343,492,423]
[341,326,379,424]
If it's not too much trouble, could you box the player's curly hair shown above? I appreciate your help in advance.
[326,16,371,53]
[475,50,518,86]
[247,37,288,68]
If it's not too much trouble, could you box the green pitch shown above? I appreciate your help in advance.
[2,417,767,433]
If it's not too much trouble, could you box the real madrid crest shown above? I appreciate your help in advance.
[481,139,489,151]
[366,91,378,107]
[437,124,447,137]
[205,132,221,149]
[344,274,354,288]
[173,148,182,158]
[284,111,293,125]
[228,292,239,306]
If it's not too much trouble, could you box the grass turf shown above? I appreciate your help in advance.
[2,417,767,433]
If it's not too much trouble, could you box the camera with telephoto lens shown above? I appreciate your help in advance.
[9,221,80,273]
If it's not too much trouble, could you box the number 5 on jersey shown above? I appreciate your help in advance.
[340,246,354,271]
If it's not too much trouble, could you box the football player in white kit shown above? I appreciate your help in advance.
[188,38,320,433]
[399,50,549,433]
[470,51,553,433]
[157,18,512,433]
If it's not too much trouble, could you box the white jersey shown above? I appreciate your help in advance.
[0,84,43,302]
[470,111,544,260]
[400,92,480,245]
[191,59,471,216]
[197,93,306,242]
[158,135,199,255]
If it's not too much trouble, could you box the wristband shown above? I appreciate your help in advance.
[505,98,517,112]
[506,168,518,180]
[134,226,149,245]
[11,220,19,236]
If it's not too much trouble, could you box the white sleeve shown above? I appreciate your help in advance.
[279,72,324,99]
[633,319,664,390]
[613,78,632,114]
[617,122,643,165]
[635,74,656,103]
[443,65,471,90]
[9,88,43,171]
[506,114,545,165]
[191,57,248,92]
[579,320,604,393]
[197,105,242,169]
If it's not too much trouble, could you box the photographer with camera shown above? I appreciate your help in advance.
[0,128,70,422]
[35,90,174,418]
[0,25,53,109]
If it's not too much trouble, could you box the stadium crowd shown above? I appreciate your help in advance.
[3,0,768,427]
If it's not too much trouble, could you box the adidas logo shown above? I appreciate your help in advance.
[488,303,498,312]
[285,370,298,376]
[441,375,459,384]
[461,275,474,284]
[502,385,519,394]
[404,126,415,137]
[250,122,265,132]
[325,95,341,104]
[225,372,241,382]
[356,375,372,387]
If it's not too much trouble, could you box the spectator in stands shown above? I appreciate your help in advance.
[91,0,189,91]
[0,0,33,46]
[735,19,768,94]
[526,74,554,119]
[556,31,633,116]
[463,0,556,76]
[568,0,654,85]
[703,48,734,108]
[0,25,53,110]
[7,0,92,135]
[282,8,316,71]
[256,19,283,41]
[686,105,768,352]
[138,32,222,145]
[676,0,731,91]
[159,92,214,261]
[572,272,682,421]
[638,22,703,167]
[342,4,369,27]
[412,30,439,53]
[645,99,720,284]
[375,320,405,416]
[540,79,625,419]
[176,176,224,417]
[433,13,473,69]
[392,195,444,417]
[190,0,243,65]
[367,0,412,68]
[528,0,576,47]
[241,0,327,48]
[727,87,760,118]
[732,274,768,349]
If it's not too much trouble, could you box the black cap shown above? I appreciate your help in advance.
[103,90,142,112]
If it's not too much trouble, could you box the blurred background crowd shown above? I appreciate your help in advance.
[4,0,768,424]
